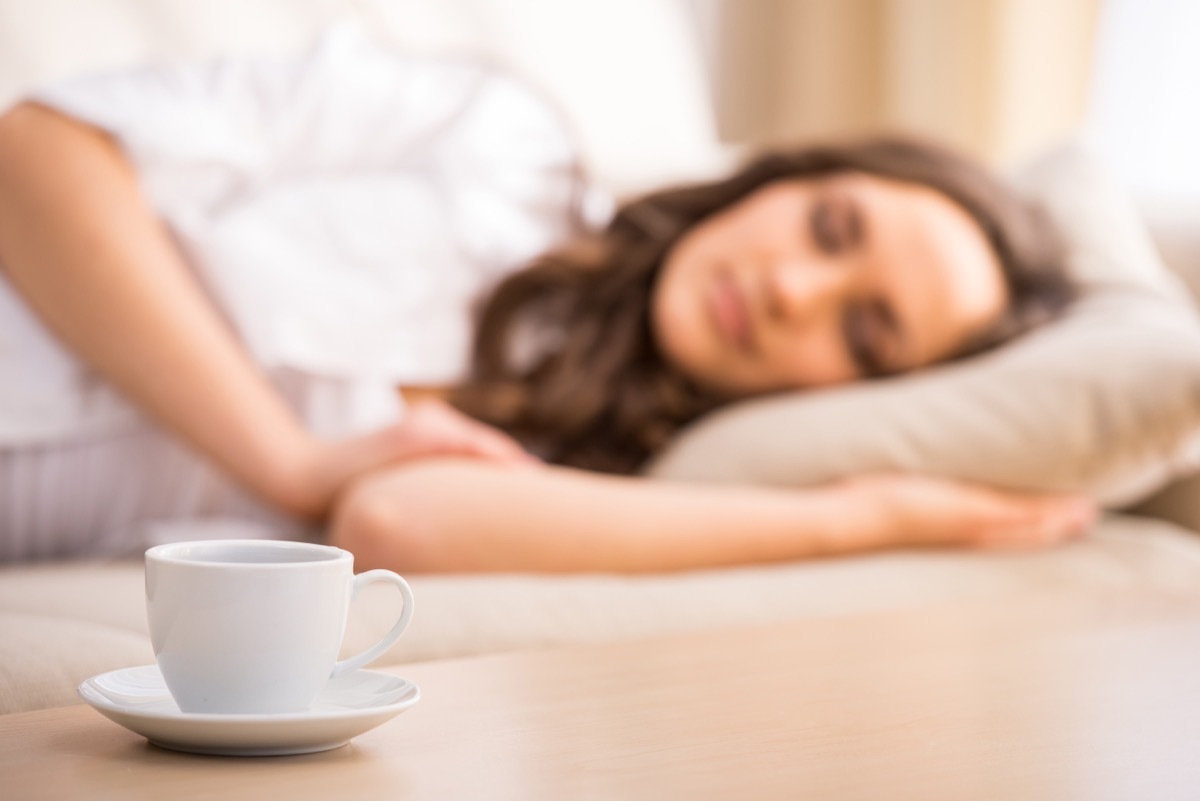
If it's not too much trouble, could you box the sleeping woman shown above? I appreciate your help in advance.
[0,30,1095,569]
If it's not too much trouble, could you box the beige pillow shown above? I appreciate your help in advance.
[645,143,1200,507]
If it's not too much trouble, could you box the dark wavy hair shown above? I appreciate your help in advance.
[451,135,1072,475]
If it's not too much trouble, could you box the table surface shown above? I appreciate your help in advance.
[5,589,1200,801]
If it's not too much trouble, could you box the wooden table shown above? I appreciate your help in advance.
[5,590,1200,800]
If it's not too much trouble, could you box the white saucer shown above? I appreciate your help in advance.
[78,665,420,756]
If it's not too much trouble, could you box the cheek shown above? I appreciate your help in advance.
[650,252,711,371]
[760,327,857,389]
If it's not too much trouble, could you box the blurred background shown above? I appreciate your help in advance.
[715,0,1096,164]
[0,0,1195,211]
[716,0,1199,208]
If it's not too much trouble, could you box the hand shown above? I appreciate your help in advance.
[367,398,539,467]
[278,399,537,519]
[836,473,1097,551]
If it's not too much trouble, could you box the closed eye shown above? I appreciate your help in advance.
[842,299,900,377]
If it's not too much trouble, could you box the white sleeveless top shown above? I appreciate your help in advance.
[0,25,592,560]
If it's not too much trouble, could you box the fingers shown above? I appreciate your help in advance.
[971,494,1097,550]
[848,473,1099,551]
[391,400,540,468]
[304,402,538,513]
[443,418,539,466]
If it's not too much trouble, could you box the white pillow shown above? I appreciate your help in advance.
[646,143,1200,507]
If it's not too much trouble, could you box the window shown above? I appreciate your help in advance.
[1086,0,1200,202]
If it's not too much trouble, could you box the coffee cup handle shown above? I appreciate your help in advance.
[330,570,414,678]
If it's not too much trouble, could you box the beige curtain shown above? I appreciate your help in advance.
[714,0,1100,165]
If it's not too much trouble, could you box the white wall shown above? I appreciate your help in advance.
[1085,0,1200,202]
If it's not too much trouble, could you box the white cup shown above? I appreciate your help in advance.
[145,539,413,715]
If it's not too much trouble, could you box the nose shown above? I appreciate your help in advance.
[764,257,854,324]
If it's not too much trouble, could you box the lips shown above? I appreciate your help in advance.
[710,271,754,353]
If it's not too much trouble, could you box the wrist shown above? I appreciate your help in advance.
[807,478,894,554]
[255,436,334,521]
[261,428,410,521]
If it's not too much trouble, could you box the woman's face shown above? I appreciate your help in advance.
[651,173,1009,396]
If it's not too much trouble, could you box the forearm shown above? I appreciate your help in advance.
[330,459,878,573]
[0,103,317,514]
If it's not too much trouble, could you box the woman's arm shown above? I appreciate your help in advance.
[0,103,526,518]
[330,460,1095,573]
